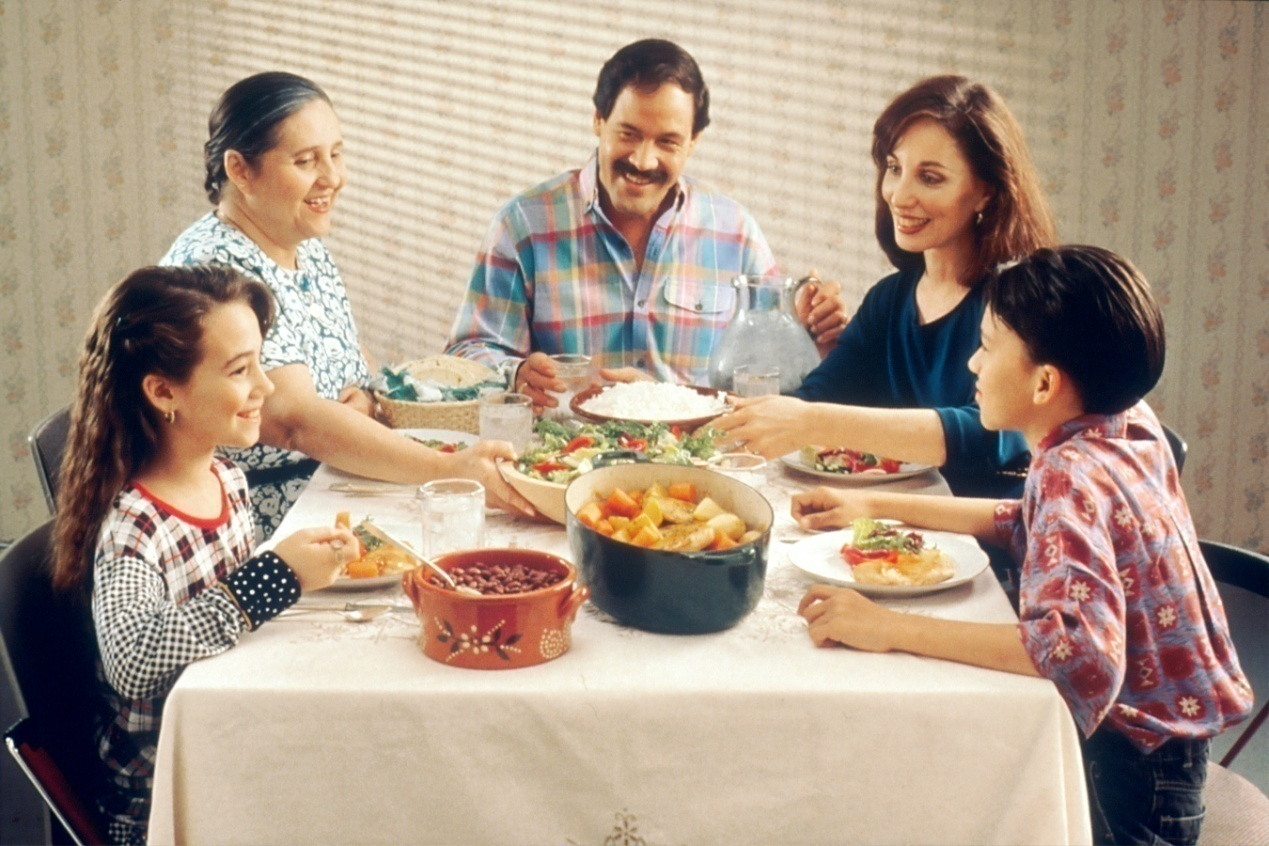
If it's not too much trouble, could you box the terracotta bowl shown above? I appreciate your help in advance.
[402,549,588,670]
[565,463,773,634]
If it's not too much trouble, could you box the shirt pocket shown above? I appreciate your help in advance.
[655,278,735,324]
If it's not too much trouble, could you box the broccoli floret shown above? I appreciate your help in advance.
[681,425,723,459]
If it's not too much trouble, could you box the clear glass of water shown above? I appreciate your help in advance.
[733,364,781,397]
[479,392,534,451]
[710,452,768,489]
[546,353,592,422]
[418,479,485,557]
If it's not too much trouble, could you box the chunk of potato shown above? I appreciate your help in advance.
[692,496,727,522]
[738,529,763,545]
[705,513,746,541]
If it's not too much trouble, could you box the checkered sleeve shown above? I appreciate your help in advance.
[93,549,247,700]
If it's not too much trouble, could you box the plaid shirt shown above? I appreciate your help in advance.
[994,402,1253,752]
[92,457,299,842]
[445,152,777,386]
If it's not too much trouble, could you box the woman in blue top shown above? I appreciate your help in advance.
[715,75,1057,497]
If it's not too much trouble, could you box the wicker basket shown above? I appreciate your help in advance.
[373,356,501,434]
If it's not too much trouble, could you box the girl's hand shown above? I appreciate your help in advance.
[272,526,360,592]
[791,487,866,531]
[439,440,536,518]
[798,584,896,651]
[711,395,810,458]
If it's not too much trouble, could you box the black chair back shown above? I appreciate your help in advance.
[29,407,72,514]
[0,520,108,844]
[1199,539,1269,768]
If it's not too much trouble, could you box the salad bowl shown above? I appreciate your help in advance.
[504,420,722,525]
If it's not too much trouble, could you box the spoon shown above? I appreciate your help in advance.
[360,521,483,597]
[278,603,391,623]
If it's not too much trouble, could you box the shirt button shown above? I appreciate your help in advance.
[636,358,646,368]
[637,299,646,308]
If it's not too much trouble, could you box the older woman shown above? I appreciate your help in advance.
[714,75,1057,497]
[162,72,530,537]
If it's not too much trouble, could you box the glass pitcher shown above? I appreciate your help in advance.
[708,275,822,394]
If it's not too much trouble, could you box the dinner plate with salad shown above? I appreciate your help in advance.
[787,518,989,596]
[780,446,934,484]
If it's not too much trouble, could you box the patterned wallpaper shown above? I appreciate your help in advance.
[1,0,1265,551]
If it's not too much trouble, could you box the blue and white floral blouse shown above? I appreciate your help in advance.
[161,212,369,539]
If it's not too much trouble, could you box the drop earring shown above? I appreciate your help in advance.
[165,409,177,424]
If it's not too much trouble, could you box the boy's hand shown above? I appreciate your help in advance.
[791,486,867,531]
[271,526,360,592]
[798,584,896,651]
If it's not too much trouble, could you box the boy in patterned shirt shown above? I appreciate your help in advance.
[793,246,1252,845]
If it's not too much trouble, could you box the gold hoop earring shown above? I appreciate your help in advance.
[165,409,176,424]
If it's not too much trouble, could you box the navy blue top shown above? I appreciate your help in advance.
[794,267,1028,496]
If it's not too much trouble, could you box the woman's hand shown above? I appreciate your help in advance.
[798,584,897,651]
[795,272,849,355]
[271,526,360,592]
[337,384,376,418]
[790,486,869,531]
[712,395,812,458]
[439,440,536,518]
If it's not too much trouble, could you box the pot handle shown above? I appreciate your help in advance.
[402,569,421,607]
[593,450,651,467]
[558,584,590,622]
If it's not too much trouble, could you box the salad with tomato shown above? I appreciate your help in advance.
[515,419,722,484]
[840,518,926,566]
[801,445,902,475]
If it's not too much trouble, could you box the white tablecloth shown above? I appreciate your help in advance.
[148,459,1091,845]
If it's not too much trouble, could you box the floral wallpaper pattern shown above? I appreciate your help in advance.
[1,0,1265,552]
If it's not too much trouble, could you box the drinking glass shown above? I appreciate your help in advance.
[479,392,534,451]
[710,453,768,489]
[418,479,485,557]
[733,364,781,398]
[546,353,592,422]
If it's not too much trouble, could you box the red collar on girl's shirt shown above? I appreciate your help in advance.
[131,465,230,529]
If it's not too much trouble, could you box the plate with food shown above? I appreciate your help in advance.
[321,516,421,591]
[570,382,730,429]
[780,446,934,484]
[398,428,475,453]
[786,518,988,596]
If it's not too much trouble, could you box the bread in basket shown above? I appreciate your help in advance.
[373,356,502,434]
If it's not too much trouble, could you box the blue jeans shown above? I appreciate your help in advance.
[1082,729,1209,845]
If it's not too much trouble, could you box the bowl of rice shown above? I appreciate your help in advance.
[570,382,730,429]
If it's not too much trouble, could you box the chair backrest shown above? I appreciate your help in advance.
[0,520,108,844]
[28,407,72,515]
[1162,422,1188,475]
[6,718,108,845]
[1199,539,1269,768]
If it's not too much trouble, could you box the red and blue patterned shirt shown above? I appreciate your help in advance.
[993,402,1253,753]
[445,152,778,387]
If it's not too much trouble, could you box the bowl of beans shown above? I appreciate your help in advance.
[401,549,589,670]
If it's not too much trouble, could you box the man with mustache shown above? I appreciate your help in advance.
[446,39,846,409]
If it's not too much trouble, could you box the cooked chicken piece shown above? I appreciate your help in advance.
[656,522,716,552]
[651,496,696,524]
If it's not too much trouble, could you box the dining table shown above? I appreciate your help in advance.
[147,431,1092,845]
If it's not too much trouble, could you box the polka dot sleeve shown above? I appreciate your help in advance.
[216,550,302,630]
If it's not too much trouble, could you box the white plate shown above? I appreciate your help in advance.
[786,525,989,596]
[780,451,935,484]
[317,520,421,592]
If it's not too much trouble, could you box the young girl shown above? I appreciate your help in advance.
[52,265,357,844]
[794,246,1252,844]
